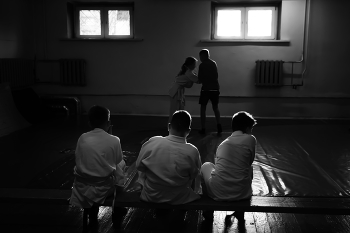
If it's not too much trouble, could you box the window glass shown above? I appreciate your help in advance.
[217,9,241,37]
[108,10,130,36]
[247,9,272,37]
[79,10,101,35]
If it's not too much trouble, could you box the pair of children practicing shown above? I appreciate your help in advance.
[70,105,257,224]
[169,49,222,135]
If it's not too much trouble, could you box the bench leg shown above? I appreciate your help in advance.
[112,207,128,224]
[82,206,99,232]
[82,209,88,232]
[224,211,245,227]
[233,211,245,221]
[112,188,128,225]
[89,205,99,227]
[202,210,214,221]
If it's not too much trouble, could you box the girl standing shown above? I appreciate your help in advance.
[168,57,199,122]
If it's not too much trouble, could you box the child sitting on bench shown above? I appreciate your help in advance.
[129,110,202,205]
[69,105,127,226]
[201,111,257,222]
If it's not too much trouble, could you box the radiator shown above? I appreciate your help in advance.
[0,59,35,88]
[255,60,283,86]
[59,59,86,86]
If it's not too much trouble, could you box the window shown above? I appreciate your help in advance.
[212,3,279,40]
[67,2,134,39]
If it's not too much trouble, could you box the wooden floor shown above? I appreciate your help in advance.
[2,203,350,233]
[1,115,350,232]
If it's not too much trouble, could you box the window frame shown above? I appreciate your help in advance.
[212,2,280,41]
[70,2,134,40]
[105,6,134,39]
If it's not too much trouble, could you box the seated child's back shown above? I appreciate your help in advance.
[70,105,125,208]
[201,111,257,201]
[210,131,256,200]
[136,110,202,204]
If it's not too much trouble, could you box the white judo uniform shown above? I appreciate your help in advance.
[168,70,198,121]
[69,128,125,208]
[136,135,202,205]
[202,131,256,201]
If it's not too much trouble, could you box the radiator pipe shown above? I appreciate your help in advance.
[282,0,310,89]
[42,0,48,60]
[300,0,311,87]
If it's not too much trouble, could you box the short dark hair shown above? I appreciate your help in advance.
[231,111,257,132]
[170,110,192,131]
[199,49,210,58]
[88,105,110,128]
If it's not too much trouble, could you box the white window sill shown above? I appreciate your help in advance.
[60,38,143,42]
[200,39,290,44]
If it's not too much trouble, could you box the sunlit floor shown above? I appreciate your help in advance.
[3,203,350,233]
[1,115,350,232]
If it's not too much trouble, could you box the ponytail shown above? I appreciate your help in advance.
[177,56,198,76]
[177,63,187,76]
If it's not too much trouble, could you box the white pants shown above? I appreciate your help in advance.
[200,162,216,197]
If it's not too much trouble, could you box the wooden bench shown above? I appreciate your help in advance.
[80,167,350,229]
[110,191,350,215]
[2,169,349,230]
[2,170,350,228]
